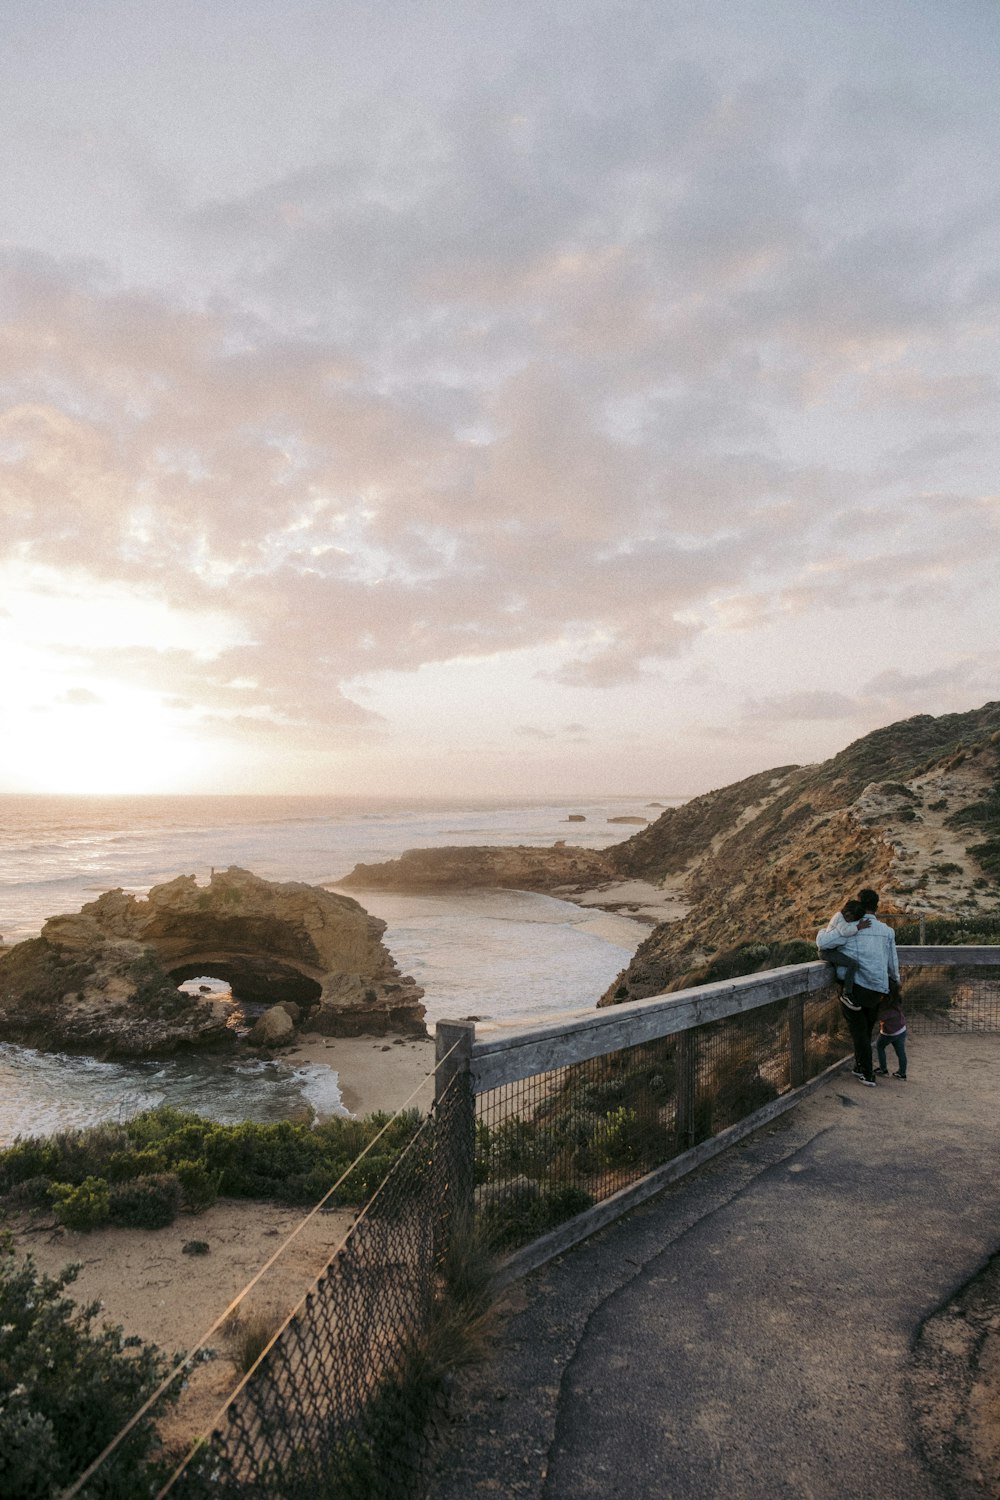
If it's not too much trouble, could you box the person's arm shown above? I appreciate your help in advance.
[817,924,853,952]
[887,928,900,984]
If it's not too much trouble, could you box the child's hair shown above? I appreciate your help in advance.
[843,898,864,920]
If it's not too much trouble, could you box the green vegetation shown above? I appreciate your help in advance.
[225,1308,283,1375]
[0,1107,425,1232]
[893,915,1000,945]
[671,939,818,990]
[0,1233,175,1499]
[942,750,1000,884]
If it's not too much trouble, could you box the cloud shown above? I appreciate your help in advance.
[742,692,859,724]
[3,2,1000,783]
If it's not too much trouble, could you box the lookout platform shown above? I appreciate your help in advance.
[431,1033,1000,1499]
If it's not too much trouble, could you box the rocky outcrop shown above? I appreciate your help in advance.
[338,843,616,893]
[0,867,427,1057]
[0,923,231,1058]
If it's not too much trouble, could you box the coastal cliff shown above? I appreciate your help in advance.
[0,867,427,1057]
[602,701,1000,1001]
[336,702,1000,1006]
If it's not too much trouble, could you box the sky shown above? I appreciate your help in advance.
[2,0,999,798]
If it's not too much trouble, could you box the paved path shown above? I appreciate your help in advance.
[431,1034,1000,1499]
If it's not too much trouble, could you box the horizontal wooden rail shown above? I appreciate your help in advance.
[441,947,1000,1095]
[465,963,830,1093]
[897,945,1000,966]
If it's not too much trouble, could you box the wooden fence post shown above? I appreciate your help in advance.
[788,995,805,1089]
[434,1021,477,1257]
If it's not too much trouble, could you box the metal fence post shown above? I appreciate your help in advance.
[434,1020,476,1260]
[788,995,805,1088]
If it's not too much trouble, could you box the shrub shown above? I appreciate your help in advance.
[903,976,955,1014]
[173,1159,221,1213]
[104,1148,168,1183]
[108,1173,183,1230]
[3,1175,53,1210]
[0,1138,60,1194]
[598,1107,648,1169]
[0,1106,427,1227]
[0,1235,174,1498]
[674,940,817,989]
[51,1177,111,1232]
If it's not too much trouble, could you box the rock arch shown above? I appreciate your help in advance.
[0,868,426,1057]
[87,868,426,1037]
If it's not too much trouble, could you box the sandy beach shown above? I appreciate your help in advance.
[288,1030,438,1117]
[564,876,690,927]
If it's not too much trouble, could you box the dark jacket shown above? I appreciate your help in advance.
[877,1000,906,1036]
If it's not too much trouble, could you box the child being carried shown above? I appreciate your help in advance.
[816,898,868,1002]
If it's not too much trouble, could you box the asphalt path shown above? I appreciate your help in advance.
[431,1033,1000,1499]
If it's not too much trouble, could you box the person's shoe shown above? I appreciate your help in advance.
[856,1076,877,1087]
[875,1067,889,1076]
[893,1073,907,1080]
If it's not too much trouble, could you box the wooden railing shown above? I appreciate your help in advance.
[435,948,1000,1280]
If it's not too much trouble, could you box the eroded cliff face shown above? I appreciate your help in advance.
[600,704,1000,1003]
[0,867,427,1056]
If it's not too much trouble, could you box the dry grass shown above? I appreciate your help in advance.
[223,1307,283,1374]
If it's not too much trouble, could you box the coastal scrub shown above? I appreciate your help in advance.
[0,1106,425,1232]
[0,1233,175,1498]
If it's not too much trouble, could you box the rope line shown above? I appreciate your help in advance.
[59,1038,461,1500]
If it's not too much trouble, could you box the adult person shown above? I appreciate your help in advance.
[816,887,900,1086]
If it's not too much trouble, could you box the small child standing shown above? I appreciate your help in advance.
[816,898,866,1000]
[875,993,908,1080]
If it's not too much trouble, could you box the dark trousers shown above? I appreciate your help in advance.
[825,948,861,995]
[841,984,883,1081]
[877,1031,908,1077]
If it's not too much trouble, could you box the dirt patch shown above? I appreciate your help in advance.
[908,1249,1000,1498]
[10,1197,355,1460]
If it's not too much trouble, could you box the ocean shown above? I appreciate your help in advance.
[0,792,677,1143]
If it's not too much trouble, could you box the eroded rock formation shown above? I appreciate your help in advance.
[0,867,426,1057]
[338,842,616,893]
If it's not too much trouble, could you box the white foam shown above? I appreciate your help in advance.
[293,1063,350,1120]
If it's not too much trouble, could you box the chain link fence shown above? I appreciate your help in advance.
[165,1074,475,1500]
[901,964,1000,1034]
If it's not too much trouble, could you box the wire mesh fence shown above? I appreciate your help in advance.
[168,1076,474,1500]
[473,983,847,1255]
[901,965,1000,1034]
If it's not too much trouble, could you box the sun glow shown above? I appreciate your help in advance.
[0,567,245,793]
[8,693,209,794]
